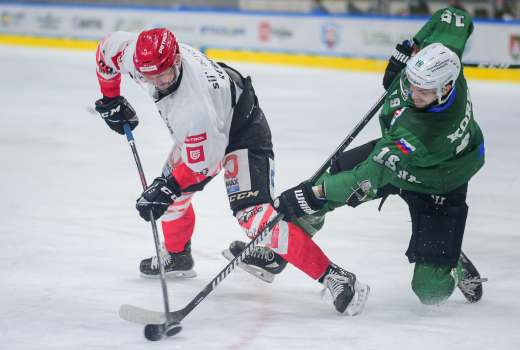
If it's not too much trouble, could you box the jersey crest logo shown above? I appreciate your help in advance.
[186,146,205,163]
[395,138,416,155]
[390,107,405,126]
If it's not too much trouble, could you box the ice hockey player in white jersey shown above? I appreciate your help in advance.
[94,28,369,315]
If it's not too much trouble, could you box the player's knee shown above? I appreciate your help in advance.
[412,280,451,305]
[411,263,455,305]
[162,204,195,235]
[235,203,275,239]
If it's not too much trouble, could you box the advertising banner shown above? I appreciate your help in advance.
[1,3,519,65]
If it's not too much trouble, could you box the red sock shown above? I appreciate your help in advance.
[162,204,195,253]
[277,222,330,280]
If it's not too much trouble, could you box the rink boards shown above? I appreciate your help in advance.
[0,32,518,83]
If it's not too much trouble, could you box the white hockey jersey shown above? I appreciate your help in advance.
[96,31,240,189]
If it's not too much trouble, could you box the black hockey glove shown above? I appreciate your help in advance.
[273,182,325,220]
[94,96,139,135]
[383,40,414,90]
[136,176,182,221]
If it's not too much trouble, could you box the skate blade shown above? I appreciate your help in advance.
[222,249,275,283]
[140,269,197,279]
[345,281,370,316]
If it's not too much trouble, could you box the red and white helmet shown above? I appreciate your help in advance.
[133,28,181,77]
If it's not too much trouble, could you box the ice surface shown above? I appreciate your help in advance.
[1,46,519,349]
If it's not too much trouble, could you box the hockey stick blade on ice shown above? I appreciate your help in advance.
[119,304,165,325]
[120,91,388,329]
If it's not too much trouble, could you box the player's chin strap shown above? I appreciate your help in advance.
[118,91,390,332]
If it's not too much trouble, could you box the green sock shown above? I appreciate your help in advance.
[411,263,457,305]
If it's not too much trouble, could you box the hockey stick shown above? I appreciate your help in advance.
[463,62,520,69]
[122,124,182,340]
[119,91,388,335]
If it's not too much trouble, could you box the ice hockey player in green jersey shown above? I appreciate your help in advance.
[225,7,488,306]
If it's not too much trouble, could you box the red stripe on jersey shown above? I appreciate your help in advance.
[174,196,192,207]
[95,44,121,98]
[111,51,123,71]
[172,163,209,190]
[96,71,121,98]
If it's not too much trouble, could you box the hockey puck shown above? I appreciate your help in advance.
[144,321,182,341]
[165,322,183,337]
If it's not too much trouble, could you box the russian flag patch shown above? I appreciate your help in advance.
[395,138,416,155]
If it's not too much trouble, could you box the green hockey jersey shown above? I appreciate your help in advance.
[319,7,485,209]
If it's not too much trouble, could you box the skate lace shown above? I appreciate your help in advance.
[250,246,275,262]
[321,272,349,300]
[458,275,488,296]
[150,251,172,270]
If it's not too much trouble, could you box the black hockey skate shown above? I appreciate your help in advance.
[222,240,287,283]
[457,251,487,303]
[140,241,196,279]
[321,263,370,316]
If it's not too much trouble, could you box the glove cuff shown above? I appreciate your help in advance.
[165,176,182,197]
[391,48,410,65]
[391,40,414,65]
[102,95,119,104]
[303,182,326,211]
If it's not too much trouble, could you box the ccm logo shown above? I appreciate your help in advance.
[229,190,259,202]
[101,105,121,118]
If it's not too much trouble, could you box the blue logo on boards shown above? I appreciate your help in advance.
[321,23,340,49]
